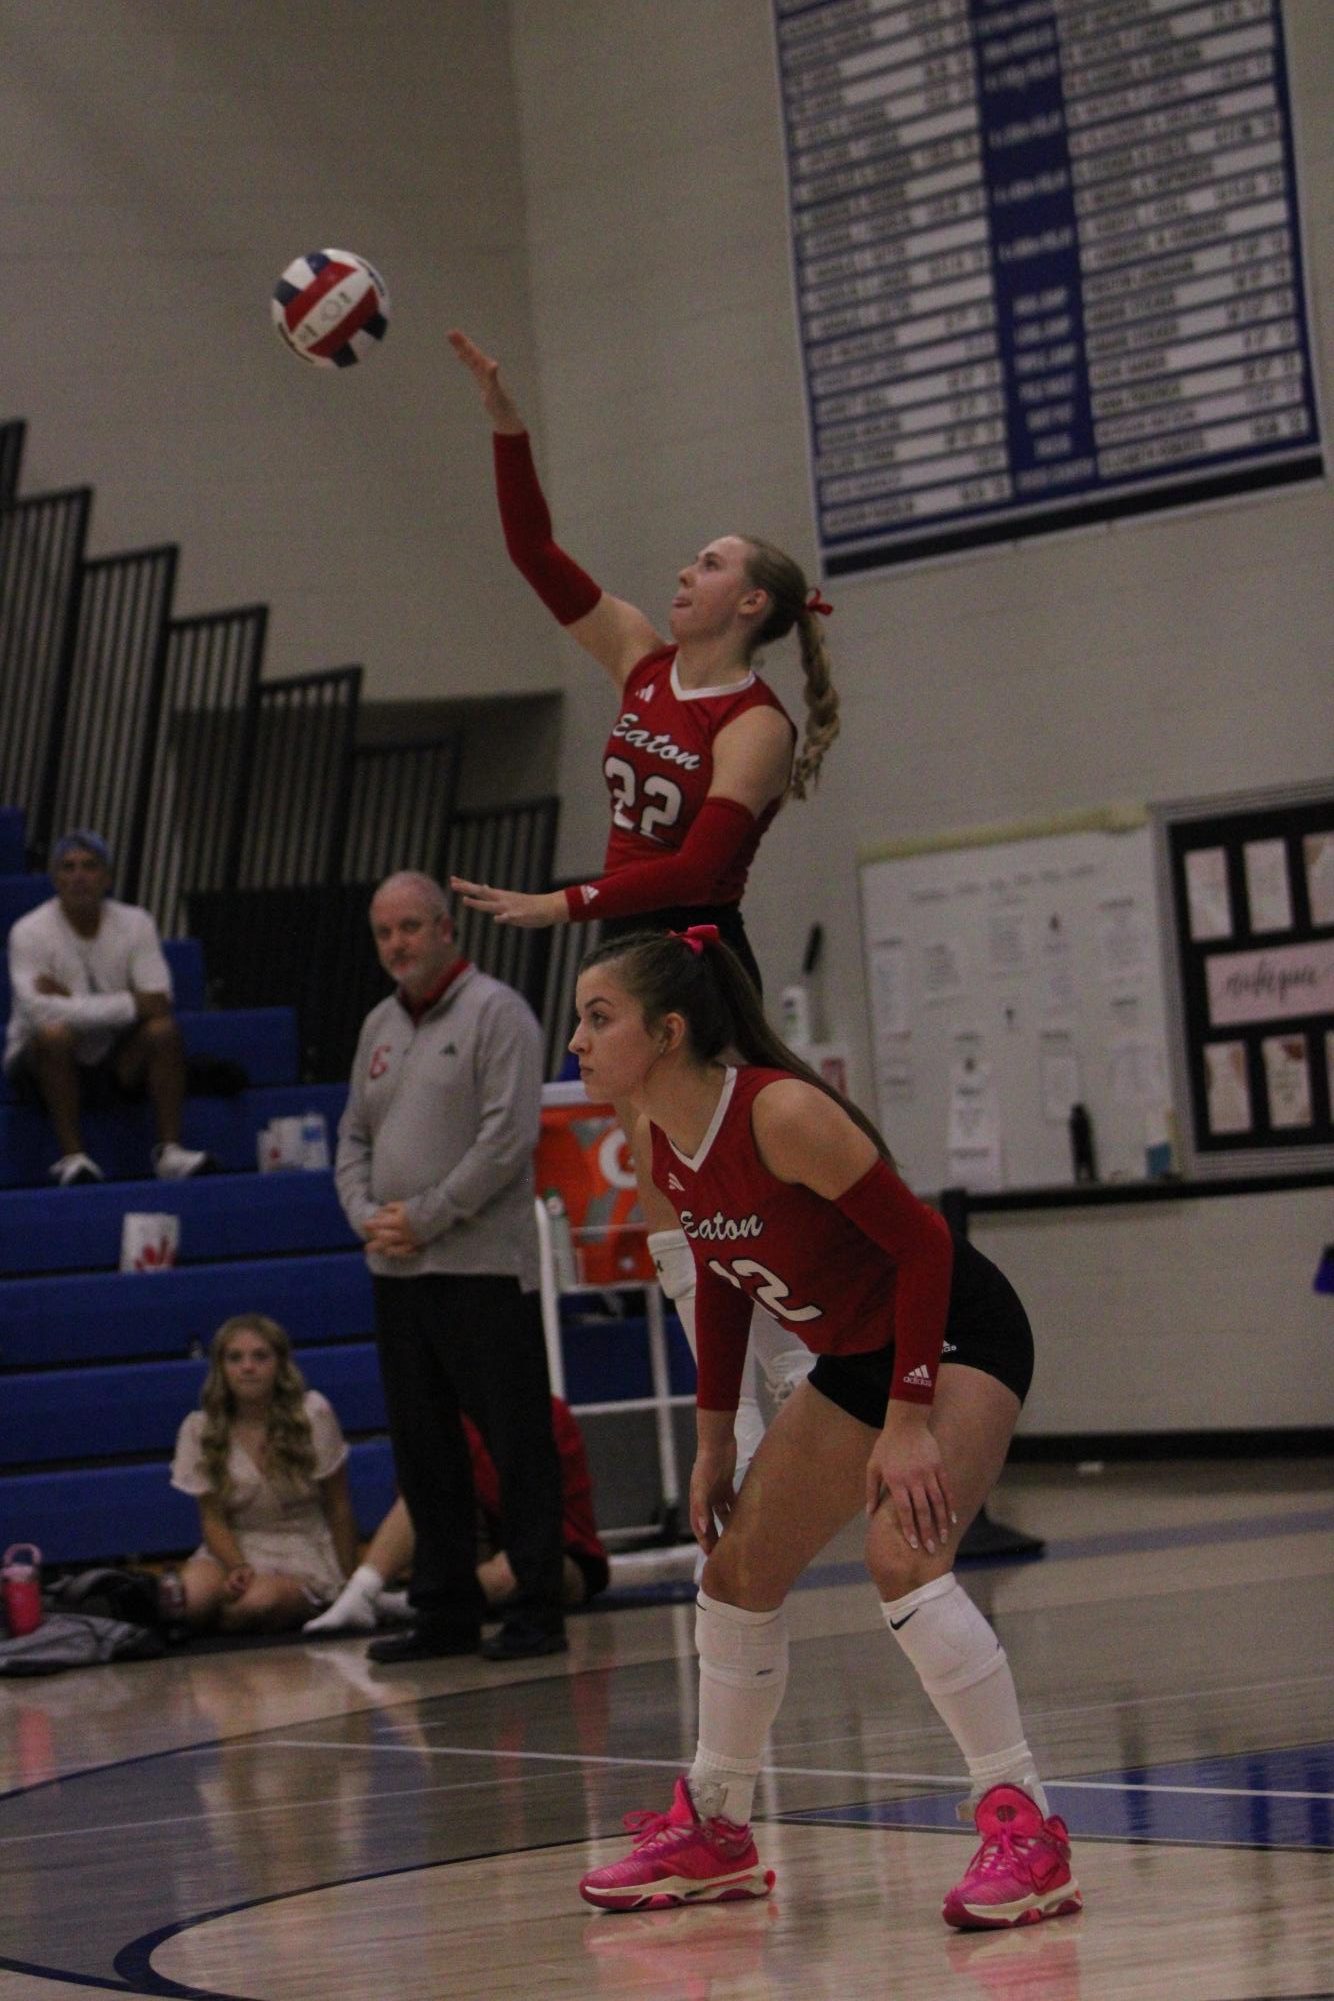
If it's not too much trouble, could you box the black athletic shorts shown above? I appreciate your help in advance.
[598,903,762,994]
[5,1040,144,1108]
[808,1233,1034,1427]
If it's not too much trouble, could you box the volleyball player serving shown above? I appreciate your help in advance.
[447,329,839,1472]
[569,927,1082,1932]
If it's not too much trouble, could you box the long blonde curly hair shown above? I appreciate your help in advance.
[741,537,840,800]
[198,1314,317,1503]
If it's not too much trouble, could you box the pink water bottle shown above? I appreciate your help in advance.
[2,1544,43,1637]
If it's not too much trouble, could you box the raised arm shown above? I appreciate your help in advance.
[449,330,662,686]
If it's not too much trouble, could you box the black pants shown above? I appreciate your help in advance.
[372,1273,566,1638]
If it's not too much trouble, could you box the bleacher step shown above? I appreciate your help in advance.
[0,1169,359,1276]
[1,1437,398,1566]
[3,1342,387,1467]
[0,1249,371,1367]
[0,1079,345,1186]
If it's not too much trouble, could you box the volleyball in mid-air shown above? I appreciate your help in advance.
[271,249,390,368]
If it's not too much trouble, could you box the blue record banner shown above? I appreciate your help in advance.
[774,0,1325,571]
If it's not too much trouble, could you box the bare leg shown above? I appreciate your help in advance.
[220,1573,314,1633]
[27,1023,85,1157]
[175,1555,229,1631]
[363,1495,414,1581]
[116,1015,186,1146]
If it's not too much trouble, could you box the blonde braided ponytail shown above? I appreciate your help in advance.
[740,538,840,801]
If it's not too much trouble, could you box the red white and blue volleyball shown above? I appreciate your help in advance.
[271,249,390,368]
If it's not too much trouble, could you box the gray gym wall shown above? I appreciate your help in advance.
[2,0,1330,1436]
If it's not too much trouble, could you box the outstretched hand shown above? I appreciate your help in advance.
[449,877,567,929]
[448,329,525,434]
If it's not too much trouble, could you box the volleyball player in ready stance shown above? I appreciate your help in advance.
[447,329,841,1478]
[569,927,1082,1931]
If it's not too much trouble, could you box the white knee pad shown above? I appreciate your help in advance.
[696,1590,789,1696]
[882,1573,1007,1697]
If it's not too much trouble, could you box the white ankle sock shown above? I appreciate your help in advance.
[882,1574,1047,1814]
[304,1562,385,1633]
[690,1590,789,1826]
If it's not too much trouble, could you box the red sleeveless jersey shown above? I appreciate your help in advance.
[650,1065,900,1410]
[601,646,793,903]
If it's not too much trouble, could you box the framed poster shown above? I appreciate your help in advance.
[773,0,1325,572]
[1154,778,1334,1175]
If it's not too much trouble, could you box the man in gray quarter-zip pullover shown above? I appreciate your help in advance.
[335,871,566,1662]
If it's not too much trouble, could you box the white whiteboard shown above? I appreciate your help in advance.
[858,817,1172,1193]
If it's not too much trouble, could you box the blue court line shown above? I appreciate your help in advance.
[596,1504,1334,1608]
[783,1742,1334,1850]
[795,1503,1334,1594]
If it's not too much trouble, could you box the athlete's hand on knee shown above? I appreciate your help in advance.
[689,1445,738,1553]
[866,1413,955,1554]
[447,330,525,433]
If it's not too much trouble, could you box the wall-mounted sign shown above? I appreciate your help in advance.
[774,0,1324,571]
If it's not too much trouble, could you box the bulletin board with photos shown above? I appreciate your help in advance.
[858,811,1173,1195]
[1154,780,1334,1176]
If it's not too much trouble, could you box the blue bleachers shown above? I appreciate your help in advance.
[0,1169,359,1276]
[3,1343,388,1468]
[0,1079,344,1186]
[0,810,396,1566]
[0,1251,372,1368]
[0,811,25,874]
[3,1438,400,1565]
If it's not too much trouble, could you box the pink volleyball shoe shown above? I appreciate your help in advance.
[579,1776,775,1912]
[943,1785,1083,1931]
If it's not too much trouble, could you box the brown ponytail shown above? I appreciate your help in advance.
[580,928,891,1164]
[740,539,841,802]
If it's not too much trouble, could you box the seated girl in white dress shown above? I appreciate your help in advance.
[169,1313,359,1634]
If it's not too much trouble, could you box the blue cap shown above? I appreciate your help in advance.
[50,829,112,871]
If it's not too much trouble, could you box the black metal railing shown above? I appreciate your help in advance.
[229,666,362,890]
[0,421,24,508]
[446,796,561,1012]
[0,488,91,846]
[38,546,178,874]
[129,605,269,932]
[343,735,463,883]
[541,898,602,1079]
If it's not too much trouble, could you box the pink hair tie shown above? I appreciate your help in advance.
[805,587,833,617]
[671,924,721,956]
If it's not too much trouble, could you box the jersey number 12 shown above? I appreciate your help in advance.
[707,1256,822,1323]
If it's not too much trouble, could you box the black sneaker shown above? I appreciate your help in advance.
[366,1626,480,1664]
[480,1622,568,1661]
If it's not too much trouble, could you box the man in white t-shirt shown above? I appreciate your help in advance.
[4,830,212,1186]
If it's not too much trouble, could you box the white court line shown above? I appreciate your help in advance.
[779,1668,1334,1757]
[213,1738,1334,1802]
[3,1738,1327,1848]
[0,1767,569,1848]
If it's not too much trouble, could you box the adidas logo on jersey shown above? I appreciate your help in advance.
[667,1172,684,1192]
[642,684,655,703]
[902,1364,934,1388]
[579,884,599,905]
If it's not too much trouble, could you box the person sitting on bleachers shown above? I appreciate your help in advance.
[3,828,212,1185]
[305,1396,610,1633]
[167,1313,360,1634]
